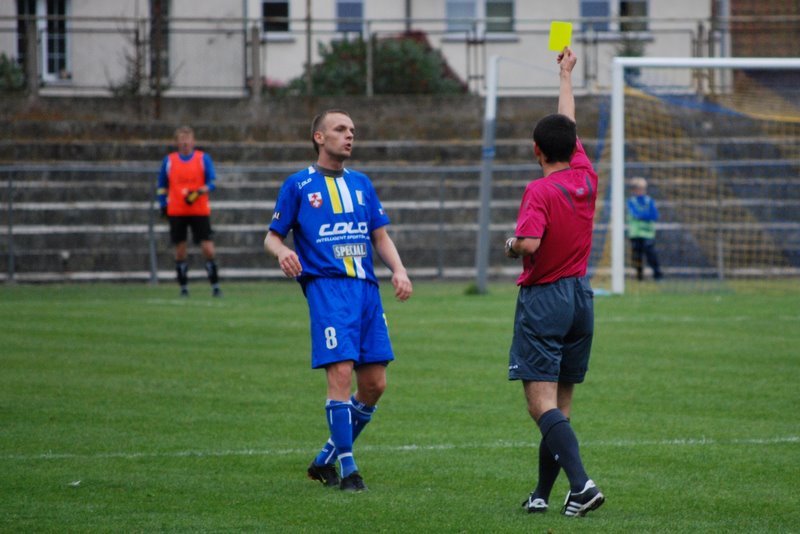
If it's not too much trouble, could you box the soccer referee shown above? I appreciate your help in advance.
[505,47,605,517]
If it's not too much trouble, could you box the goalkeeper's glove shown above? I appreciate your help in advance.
[505,237,520,259]
[184,189,203,205]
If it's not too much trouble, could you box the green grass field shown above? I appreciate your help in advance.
[1,280,799,533]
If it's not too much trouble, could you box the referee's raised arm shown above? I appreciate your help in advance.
[557,47,577,123]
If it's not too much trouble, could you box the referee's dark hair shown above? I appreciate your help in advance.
[311,109,351,154]
[532,113,577,163]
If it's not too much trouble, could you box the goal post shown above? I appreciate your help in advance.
[609,56,800,294]
[475,54,501,295]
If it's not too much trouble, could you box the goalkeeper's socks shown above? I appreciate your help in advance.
[205,260,219,285]
[176,260,189,287]
[537,408,589,493]
[326,399,357,478]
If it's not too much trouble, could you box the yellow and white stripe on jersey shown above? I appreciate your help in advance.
[341,256,367,279]
[342,257,364,278]
[325,176,355,214]
[323,174,365,279]
[342,256,356,277]
[354,257,366,278]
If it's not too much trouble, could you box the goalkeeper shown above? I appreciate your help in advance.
[156,125,222,297]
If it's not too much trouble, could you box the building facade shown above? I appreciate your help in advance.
[1,0,792,98]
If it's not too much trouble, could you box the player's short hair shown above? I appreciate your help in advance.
[629,177,648,190]
[175,125,194,138]
[311,109,350,154]
[532,113,577,163]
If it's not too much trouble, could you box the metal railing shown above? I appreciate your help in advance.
[3,14,796,103]
[5,157,797,285]
[0,162,534,283]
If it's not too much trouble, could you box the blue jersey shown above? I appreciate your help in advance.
[269,165,390,285]
[627,194,658,222]
[627,194,659,239]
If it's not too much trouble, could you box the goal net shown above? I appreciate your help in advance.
[597,57,800,294]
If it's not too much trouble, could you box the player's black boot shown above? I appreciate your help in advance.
[307,462,339,487]
[339,471,367,492]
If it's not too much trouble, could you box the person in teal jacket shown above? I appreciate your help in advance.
[627,177,663,281]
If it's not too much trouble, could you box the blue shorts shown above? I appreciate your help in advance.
[508,276,594,383]
[305,277,394,369]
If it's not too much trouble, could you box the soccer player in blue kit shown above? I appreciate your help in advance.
[265,109,413,492]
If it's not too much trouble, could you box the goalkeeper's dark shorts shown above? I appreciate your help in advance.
[169,215,214,245]
[508,276,594,384]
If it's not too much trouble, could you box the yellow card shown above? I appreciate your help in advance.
[548,21,572,52]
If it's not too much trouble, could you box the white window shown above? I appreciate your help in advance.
[486,0,514,33]
[446,0,475,33]
[262,0,289,32]
[619,0,648,32]
[17,0,70,82]
[336,0,363,33]
[446,0,514,34]
[581,0,648,33]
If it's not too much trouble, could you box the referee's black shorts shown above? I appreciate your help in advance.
[508,276,594,383]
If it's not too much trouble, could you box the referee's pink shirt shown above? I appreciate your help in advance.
[515,138,599,286]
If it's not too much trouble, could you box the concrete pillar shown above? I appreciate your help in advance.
[250,24,262,103]
[24,18,39,98]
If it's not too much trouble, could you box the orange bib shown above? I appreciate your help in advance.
[166,151,210,216]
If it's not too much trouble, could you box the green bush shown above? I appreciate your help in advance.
[283,33,466,96]
[0,53,26,92]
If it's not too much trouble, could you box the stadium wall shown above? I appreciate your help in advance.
[0,94,605,283]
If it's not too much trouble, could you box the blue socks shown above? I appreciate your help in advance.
[537,408,589,493]
[325,399,356,478]
[350,395,377,443]
[313,438,337,466]
[314,395,377,478]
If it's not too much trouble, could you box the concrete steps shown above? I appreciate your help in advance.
[4,94,798,282]
[0,138,551,164]
[2,157,546,281]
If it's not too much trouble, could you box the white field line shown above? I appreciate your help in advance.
[598,314,800,324]
[2,436,797,462]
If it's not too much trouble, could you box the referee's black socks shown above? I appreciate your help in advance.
[537,408,589,493]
